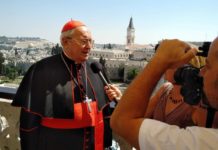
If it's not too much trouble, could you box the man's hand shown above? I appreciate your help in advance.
[104,84,122,101]
[154,39,198,68]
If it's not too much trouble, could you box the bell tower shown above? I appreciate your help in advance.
[127,17,135,45]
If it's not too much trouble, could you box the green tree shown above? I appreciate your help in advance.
[127,68,139,81]
[99,56,109,81]
[0,52,5,74]
[5,66,18,80]
[118,65,124,78]
[51,44,62,55]
[26,49,30,55]
[108,43,112,49]
[129,54,134,59]
[99,56,106,67]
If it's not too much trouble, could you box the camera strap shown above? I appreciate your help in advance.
[206,107,216,128]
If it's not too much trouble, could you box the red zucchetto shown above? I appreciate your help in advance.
[61,20,85,33]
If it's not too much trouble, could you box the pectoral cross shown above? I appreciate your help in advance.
[85,96,92,112]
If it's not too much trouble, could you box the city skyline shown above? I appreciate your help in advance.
[1,0,218,44]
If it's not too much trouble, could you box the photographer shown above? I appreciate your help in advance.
[145,42,218,129]
[111,39,218,150]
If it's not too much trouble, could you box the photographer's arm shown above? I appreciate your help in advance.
[110,39,197,149]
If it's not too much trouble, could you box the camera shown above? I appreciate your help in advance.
[174,65,203,105]
[197,41,211,57]
[155,41,211,57]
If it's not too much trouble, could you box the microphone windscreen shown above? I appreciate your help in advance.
[90,62,102,73]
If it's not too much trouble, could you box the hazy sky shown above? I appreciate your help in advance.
[1,0,218,44]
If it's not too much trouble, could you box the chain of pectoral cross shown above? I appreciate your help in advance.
[61,52,92,112]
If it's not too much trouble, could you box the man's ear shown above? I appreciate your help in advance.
[61,37,68,45]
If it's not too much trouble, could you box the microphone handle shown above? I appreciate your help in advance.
[98,71,118,104]
[99,71,109,86]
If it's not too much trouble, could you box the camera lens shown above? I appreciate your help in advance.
[174,65,203,105]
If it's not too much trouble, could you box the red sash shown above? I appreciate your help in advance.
[41,101,104,150]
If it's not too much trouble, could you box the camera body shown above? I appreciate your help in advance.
[174,65,203,105]
[197,41,211,57]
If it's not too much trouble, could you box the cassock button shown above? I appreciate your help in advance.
[85,138,89,142]
[85,131,90,135]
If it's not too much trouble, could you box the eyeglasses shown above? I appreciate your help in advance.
[68,38,94,46]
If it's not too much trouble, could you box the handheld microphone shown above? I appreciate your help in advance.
[90,62,118,107]
[90,62,109,86]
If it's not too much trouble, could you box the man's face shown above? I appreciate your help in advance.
[64,26,92,63]
[200,38,218,109]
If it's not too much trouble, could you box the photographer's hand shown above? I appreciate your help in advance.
[154,39,198,68]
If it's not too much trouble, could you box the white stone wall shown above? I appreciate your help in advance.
[132,49,155,61]
[103,59,148,82]
[132,51,147,59]
[0,100,20,150]
[89,55,149,82]
[105,59,126,68]
[89,49,129,60]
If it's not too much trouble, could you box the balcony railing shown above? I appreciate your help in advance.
[0,86,17,99]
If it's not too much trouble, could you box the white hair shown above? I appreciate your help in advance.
[60,28,76,46]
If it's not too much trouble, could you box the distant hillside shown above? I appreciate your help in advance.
[0,36,42,44]
[0,36,53,51]
[94,43,126,50]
